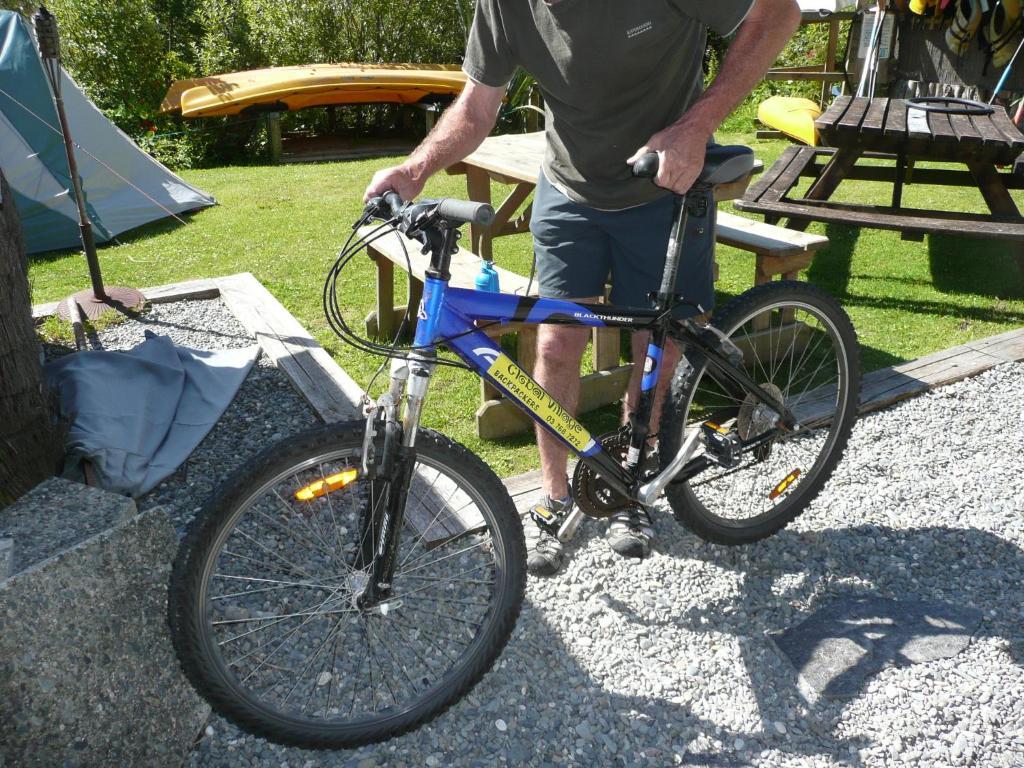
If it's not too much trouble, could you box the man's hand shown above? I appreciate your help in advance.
[364,164,424,203]
[627,121,712,195]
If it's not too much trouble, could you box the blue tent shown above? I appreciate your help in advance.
[0,11,215,254]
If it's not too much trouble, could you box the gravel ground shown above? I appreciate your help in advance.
[187,348,1023,766]
[91,303,1024,767]
[89,299,319,532]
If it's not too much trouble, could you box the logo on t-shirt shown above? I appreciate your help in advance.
[626,20,653,39]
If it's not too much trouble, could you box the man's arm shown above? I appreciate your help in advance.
[628,0,801,194]
[364,80,505,201]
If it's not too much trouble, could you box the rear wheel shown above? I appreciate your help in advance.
[170,422,525,749]
[661,281,860,544]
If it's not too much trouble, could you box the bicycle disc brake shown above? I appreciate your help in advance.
[572,429,632,519]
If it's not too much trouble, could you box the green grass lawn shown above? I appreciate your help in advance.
[28,132,1024,476]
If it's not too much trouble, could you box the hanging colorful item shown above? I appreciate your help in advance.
[985,0,1022,68]
[945,0,984,54]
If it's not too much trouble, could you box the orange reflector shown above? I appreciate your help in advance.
[769,469,801,500]
[294,469,359,502]
[704,421,729,434]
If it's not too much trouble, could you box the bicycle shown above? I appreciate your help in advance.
[169,145,861,749]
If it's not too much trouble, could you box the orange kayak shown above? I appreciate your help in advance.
[161,63,468,118]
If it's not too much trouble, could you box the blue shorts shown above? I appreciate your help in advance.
[529,172,716,318]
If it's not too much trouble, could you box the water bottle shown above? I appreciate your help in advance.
[475,260,500,292]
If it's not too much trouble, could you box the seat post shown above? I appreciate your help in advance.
[655,182,712,314]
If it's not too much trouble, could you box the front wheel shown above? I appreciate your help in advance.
[661,281,861,544]
[169,422,525,749]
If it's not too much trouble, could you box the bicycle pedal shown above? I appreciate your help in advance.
[700,422,742,468]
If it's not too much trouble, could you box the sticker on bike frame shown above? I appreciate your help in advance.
[485,352,597,454]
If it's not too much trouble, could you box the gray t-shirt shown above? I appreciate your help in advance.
[464,0,753,210]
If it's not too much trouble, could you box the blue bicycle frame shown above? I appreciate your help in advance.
[411,278,665,497]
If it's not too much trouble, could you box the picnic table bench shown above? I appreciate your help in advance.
[364,132,829,438]
[736,96,1024,272]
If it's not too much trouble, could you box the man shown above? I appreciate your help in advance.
[365,0,801,574]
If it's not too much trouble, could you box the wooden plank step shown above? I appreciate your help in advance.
[717,211,828,258]
[32,277,220,320]
[964,326,1024,362]
[214,272,364,422]
[357,225,537,295]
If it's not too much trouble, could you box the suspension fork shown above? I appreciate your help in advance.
[358,351,434,606]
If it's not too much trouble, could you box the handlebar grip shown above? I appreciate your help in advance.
[631,152,660,179]
[437,198,496,227]
[382,191,405,219]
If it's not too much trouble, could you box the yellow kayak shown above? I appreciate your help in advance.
[161,63,468,118]
[757,96,822,146]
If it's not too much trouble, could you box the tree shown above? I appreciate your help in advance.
[0,171,64,507]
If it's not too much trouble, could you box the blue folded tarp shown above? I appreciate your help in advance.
[45,333,259,496]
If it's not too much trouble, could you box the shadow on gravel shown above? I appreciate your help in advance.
[188,523,1024,766]
[600,524,1024,765]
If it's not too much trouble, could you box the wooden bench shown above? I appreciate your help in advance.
[360,226,631,439]
[717,210,829,284]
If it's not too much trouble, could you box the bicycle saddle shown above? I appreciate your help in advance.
[631,144,755,187]
[697,145,755,186]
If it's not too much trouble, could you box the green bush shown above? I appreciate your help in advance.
[41,0,169,130]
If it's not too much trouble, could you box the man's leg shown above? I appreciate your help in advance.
[623,331,682,436]
[534,320,596,500]
[523,173,610,575]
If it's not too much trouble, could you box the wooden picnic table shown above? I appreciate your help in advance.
[736,96,1024,272]
[445,131,764,260]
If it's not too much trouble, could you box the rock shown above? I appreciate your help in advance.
[0,502,209,767]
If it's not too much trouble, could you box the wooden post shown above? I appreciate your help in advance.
[0,171,64,507]
[526,86,542,132]
[267,112,283,164]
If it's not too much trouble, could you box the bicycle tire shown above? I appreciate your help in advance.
[169,422,525,749]
[661,281,861,545]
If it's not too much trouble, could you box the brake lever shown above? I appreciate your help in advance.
[354,197,387,230]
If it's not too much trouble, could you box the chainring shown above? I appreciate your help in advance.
[572,429,633,519]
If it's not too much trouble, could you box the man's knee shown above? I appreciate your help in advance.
[536,325,590,368]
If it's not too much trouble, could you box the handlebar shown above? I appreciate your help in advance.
[368,192,495,233]
[631,152,660,179]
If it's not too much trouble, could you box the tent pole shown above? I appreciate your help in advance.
[52,75,105,300]
[33,6,144,321]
